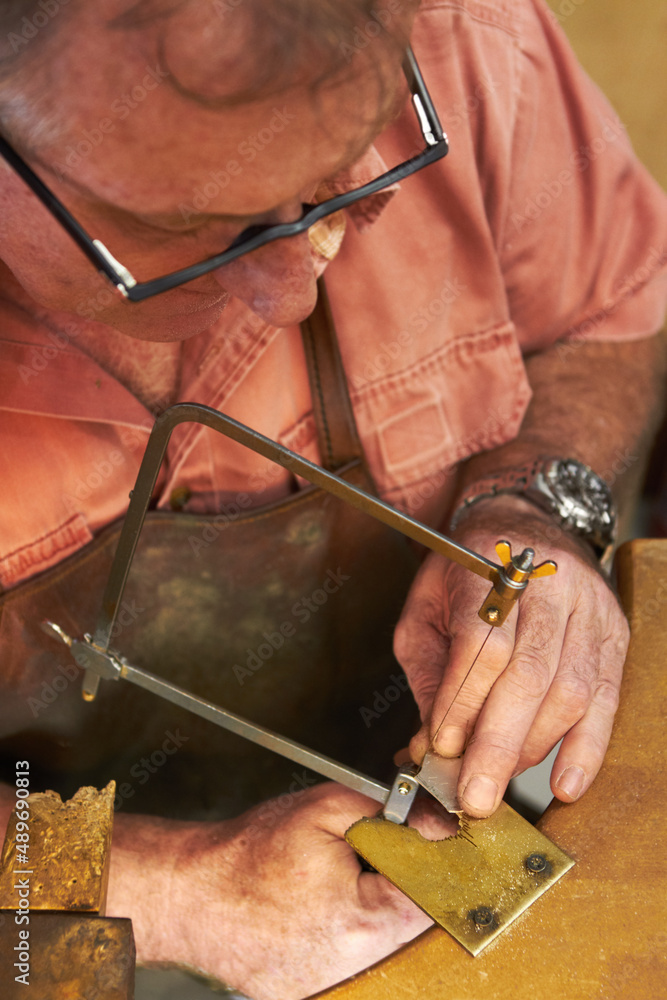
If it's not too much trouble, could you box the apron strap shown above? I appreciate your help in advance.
[300,277,364,472]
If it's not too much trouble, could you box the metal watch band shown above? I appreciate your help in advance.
[449,456,617,562]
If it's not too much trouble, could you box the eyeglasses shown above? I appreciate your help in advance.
[0,47,447,303]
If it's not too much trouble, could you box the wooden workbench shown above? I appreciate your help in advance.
[317,539,667,999]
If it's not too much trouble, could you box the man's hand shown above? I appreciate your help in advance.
[394,495,629,818]
[107,782,456,1000]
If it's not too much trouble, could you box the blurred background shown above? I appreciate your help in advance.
[546,0,666,187]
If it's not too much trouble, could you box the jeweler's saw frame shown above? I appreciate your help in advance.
[45,402,573,956]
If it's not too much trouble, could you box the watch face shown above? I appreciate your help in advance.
[546,459,615,532]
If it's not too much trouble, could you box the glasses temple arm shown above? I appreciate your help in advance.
[0,135,131,292]
[403,46,445,144]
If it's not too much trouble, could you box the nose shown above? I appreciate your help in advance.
[212,229,318,327]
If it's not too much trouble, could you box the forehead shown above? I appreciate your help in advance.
[34,3,405,215]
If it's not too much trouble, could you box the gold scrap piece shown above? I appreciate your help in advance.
[0,782,115,914]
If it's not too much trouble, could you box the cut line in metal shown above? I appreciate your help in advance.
[346,802,575,956]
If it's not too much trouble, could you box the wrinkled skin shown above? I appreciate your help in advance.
[395,496,629,817]
[108,783,458,1000]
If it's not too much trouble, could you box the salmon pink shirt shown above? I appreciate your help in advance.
[0,0,666,590]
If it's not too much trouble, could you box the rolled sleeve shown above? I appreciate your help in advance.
[498,0,667,350]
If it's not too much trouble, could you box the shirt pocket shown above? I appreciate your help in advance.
[350,321,532,498]
[0,513,93,590]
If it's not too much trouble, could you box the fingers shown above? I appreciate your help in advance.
[393,607,450,725]
[406,795,460,841]
[354,795,461,946]
[393,559,451,764]
[550,629,626,802]
[512,600,606,772]
[395,537,628,820]
[307,783,385,838]
[356,797,458,935]
[456,595,568,816]
[427,616,515,758]
[408,725,431,765]
[395,556,516,765]
[456,591,627,817]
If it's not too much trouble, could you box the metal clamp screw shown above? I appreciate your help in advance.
[383,765,419,824]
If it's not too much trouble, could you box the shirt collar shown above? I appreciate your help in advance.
[315,144,399,231]
[307,145,398,270]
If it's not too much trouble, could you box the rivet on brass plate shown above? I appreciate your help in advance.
[345,801,575,956]
[470,907,495,929]
[525,852,549,874]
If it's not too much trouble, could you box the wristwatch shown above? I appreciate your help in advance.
[450,457,617,562]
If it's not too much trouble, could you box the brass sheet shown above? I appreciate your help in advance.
[0,782,115,914]
[316,539,667,998]
[346,803,574,956]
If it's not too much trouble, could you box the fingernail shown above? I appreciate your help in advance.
[556,765,585,800]
[434,725,466,757]
[461,775,498,815]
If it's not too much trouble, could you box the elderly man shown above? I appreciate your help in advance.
[0,0,665,997]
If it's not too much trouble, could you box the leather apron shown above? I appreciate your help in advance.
[0,287,420,818]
